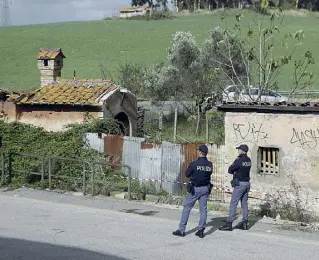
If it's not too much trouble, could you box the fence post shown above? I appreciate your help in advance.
[82,164,86,196]
[48,158,52,190]
[205,113,209,144]
[41,158,45,188]
[91,163,95,196]
[8,153,12,184]
[1,152,5,184]
[126,165,132,201]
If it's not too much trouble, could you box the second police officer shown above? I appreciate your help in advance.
[219,144,251,231]
[172,145,213,238]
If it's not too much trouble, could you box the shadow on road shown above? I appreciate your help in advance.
[120,208,159,216]
[185,215,263,237]
[185,217,226,236]
[0,237,129,260]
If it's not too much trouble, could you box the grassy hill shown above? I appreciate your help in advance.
[0,9,319,91]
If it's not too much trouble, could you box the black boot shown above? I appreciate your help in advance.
[172,230,185,237]
[195,229,204,238]
[219,222,233,231]
[236,221,248,230]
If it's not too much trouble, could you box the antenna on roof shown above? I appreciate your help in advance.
[100,63,106,80]
[73,70,76,80]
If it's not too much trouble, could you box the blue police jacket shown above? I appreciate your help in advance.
[185,157,213,186]
[228,154,251,182]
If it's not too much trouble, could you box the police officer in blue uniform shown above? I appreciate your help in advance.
[173,145,213,238]
[219,144,251,231]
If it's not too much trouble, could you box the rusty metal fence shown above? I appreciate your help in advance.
[6,153,132,200]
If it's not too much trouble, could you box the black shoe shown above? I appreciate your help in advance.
[172,230,185,237]
[236,222,248,230]
[218,222,233,231]
[195,229,204,238]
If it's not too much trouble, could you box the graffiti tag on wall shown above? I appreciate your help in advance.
[290,128,319,149]
[233,122,269,142]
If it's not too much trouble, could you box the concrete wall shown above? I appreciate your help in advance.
[14,105,103,132]
[224,112,319,212]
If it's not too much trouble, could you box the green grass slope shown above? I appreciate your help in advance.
[0,10,318,91]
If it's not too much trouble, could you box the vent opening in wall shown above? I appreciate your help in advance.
[258,147,279,175]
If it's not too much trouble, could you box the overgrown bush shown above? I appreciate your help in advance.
[130,180,169,200]
[0,118,123,193]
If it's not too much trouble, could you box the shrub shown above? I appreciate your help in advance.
[0,118,122,193]
[259,174,316,223]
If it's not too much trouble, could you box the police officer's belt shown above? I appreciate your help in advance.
[193,184,209,187]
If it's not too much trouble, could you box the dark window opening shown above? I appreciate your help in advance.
[44,59,48,66]
[257,147,279,175]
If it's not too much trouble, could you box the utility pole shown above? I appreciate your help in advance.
[1,0,11,27]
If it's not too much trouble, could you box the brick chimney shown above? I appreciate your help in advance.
[36,48,66,87]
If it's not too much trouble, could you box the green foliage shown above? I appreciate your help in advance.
[150,11,175,20]
[0,118,122,191]
[131,180,160,200]
[216,9,317,99]
[131,0,152,6]
[142,63,180,102]
[206,111,225,145]
[118,63,146,96]
[144,114,225,144]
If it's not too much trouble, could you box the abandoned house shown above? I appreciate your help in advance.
[2,48,137,135]
[217,101,319,211]
[119,5,151,18]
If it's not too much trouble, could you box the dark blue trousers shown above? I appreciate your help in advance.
[179,185,209,232]
[227,181,250,223]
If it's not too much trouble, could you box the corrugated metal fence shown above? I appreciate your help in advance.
[87,134,227,201]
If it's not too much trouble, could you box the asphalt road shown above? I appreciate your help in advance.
[0,188,319,260]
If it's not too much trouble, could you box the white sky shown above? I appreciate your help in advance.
[4,0,135,26]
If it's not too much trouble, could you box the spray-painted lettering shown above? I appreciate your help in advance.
[290,128,319,149]
[233,122,269,142]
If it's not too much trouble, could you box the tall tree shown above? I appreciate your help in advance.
[131,0,153,6]
[208,6,316,101]
[143,31,220,137]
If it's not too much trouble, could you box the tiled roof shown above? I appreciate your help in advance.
[15,80,118,106]
[36,48,66,60]
[0,89,9,95]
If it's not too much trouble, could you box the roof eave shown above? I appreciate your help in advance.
[16,102,102,107]
[217,104,319,114]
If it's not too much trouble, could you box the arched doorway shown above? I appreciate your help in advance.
[114,112,130,136]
